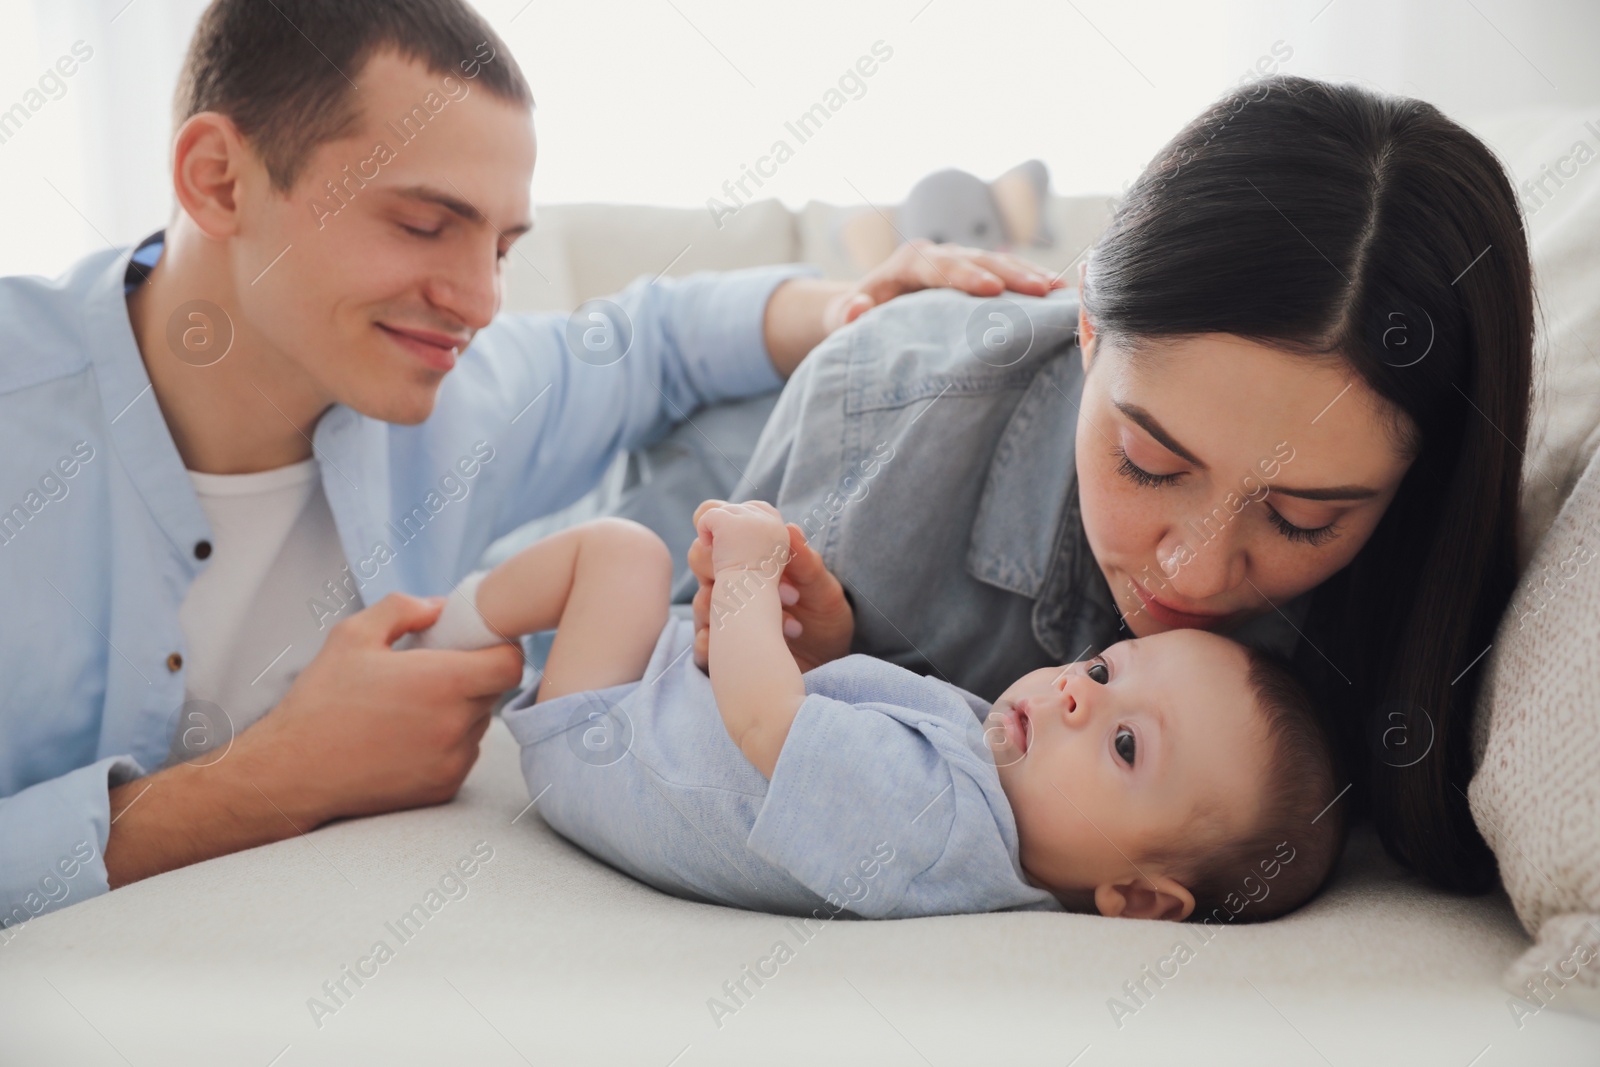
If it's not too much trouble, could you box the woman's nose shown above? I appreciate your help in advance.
[1159,524,1246,602]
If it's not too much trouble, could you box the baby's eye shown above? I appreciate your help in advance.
[1114,727,1137,766]
[1087,657,1109,684]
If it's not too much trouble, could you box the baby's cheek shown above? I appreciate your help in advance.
[1016,776,1111,885]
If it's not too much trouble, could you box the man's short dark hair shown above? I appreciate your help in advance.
[175,0,533,190]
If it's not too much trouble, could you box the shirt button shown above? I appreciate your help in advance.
[194,540,212,560]
[166,652,183,672]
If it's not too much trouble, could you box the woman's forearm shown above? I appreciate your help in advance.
[707,565,807,778]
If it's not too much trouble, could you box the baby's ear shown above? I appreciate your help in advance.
[1094,875,1196,922]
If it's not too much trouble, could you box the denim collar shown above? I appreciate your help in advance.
[960,291,1123,660]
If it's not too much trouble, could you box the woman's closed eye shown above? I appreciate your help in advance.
[1263,504,1340,547]
[1111,445,1184,488]
[1113,726,1137,766]
[1113,442,1345,548]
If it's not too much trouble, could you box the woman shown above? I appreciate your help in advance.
[689,74,1533,894]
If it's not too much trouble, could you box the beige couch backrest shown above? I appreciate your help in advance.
[503,199,798,313]
[502,194,1117,312]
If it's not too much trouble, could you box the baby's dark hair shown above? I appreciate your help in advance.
[1149,646,1347,924]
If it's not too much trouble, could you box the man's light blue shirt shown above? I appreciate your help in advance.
[0,233,810,929]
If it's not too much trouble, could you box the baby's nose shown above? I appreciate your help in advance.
[1041,686,1077,721]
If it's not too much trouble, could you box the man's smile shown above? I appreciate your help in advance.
[377,321,468,372]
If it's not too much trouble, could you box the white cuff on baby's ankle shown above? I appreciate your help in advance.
[408,570,506,651]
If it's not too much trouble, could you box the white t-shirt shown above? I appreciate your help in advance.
[170,459,360,763]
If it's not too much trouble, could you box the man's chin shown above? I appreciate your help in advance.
[344,383,441,426]
[386,393,441,425]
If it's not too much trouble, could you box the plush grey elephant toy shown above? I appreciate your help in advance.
[839,159,1054,274]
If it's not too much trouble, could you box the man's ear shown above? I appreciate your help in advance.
[171,112,252,242]
[1094,875,1196,922]
[1076,263,1097,373]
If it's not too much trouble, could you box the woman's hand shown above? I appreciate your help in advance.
[689,499,855,673]
[692,501,809,777]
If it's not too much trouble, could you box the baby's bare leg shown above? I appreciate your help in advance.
[474,518,672,704]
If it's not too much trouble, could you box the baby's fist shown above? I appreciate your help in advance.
[697,501,791,576]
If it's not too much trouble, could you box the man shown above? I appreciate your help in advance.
[0,0,1057,928]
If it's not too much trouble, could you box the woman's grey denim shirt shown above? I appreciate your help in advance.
[740,288,1305,701]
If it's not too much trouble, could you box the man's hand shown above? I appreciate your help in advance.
[763,241,1066,377]
[104,593,525,888]
[689,499,855,673]
[824,239,1067,334]
[246,593,526,820]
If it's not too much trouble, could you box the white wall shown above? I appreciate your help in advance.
[1,0,1595,279]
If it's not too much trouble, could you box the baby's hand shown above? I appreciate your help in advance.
[696,501,791,576]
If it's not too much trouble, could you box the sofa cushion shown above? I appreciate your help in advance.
[499,201,578,313]
[794,194,1116,281]
[546,199,797,306]
[1471,444,1600,1023]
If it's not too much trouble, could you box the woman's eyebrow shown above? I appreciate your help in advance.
[1115,402,1206,468]
[1115,400,1381,501]
[1269,483,1380,501]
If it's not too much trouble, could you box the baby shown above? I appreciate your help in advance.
[416,502,1346,922]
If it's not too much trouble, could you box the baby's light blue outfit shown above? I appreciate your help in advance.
[499,617,1063,919]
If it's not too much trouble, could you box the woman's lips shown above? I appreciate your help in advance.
[1132,580,1232,630]
[378,323,463,372]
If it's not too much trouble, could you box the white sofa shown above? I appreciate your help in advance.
[3,719,1593,1067]
[4,106,1599,1065]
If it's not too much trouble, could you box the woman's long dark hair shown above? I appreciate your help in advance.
[1081,74,1533,892]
